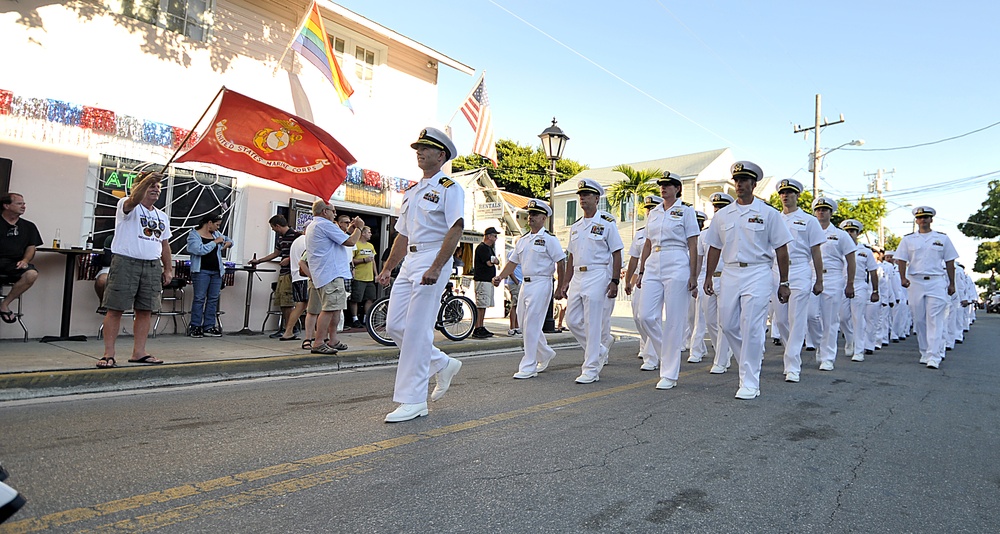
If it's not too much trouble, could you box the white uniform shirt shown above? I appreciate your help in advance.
[853,245,878,291]
[645,199,700,251]
[509,229,566,277]
[111,198,172,261]
[877,261,895,302]
[395,171,465,245]
[894,231,959,276]
[781,209,825,265]
[628,228,647,260]
[567,210,624,267]
[703,198,792,265]
[818,225,856,278]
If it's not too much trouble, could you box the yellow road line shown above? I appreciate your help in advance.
[1,377,658,533]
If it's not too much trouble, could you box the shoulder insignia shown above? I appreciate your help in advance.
[600,213,616,223]
[438,177,455,188]
[545,229,555,236]
[905,232,914,236]
[637,226,645,232]
[521,230,530,237]
[404,182,418,192]
[573,217,582,225]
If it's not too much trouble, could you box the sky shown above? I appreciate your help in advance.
[334,0,1000,274]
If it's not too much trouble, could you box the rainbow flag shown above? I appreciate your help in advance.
[292,1,354,112]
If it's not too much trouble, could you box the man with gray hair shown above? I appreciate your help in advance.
[305,200,363,355]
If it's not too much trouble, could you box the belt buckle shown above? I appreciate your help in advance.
[923,276,930,280]
[408,245,417,252]
[654,246,662,252]
[524,277,531,282]
[739,262,748,267]
[713,272,722,278]
[579,266,588,272]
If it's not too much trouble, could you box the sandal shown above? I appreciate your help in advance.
[128,355,164,365]
[279,335,300,341]
[0,310,16,324]
[96,356,116,368]
[301,338,314,350]
[332,341,348,351]
[310,343,338,355]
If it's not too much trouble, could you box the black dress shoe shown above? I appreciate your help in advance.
[772,338,782,346]
[804,346,816,351]
[864,349,874,355]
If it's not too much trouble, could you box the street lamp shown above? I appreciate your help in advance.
[539,118,569,233]
[811,139,864,197]
[538,118,568,333]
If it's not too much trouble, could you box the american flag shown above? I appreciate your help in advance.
[460,73,497,166]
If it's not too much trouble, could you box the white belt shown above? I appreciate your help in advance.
[576,264,608,272]
[408,242,438,253]
[724,262,769,268]
[523,276,551,282]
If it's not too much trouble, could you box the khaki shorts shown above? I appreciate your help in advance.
[317,278,347,312]
[103,255,162,312]
[475,280,495,308]
[274,273,294,308]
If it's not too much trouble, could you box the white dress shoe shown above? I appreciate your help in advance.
[735,387,760,399]
[709,365,727,374]
[655,378,676,390]
[687,355,702,363]
[598,344,609,367]
[819,361,834,371]
[785,372,800,383]
[574,374,599,384]
[512,371,537,379]
[926,361,940,369]
[0,480,26,524]
[639,362,658,371]
[535,354,554,372]
[430,358,462,402]
[851,354,864,362]
[384,402,428,423]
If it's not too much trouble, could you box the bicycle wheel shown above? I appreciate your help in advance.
[437,295,477,341]
[366,297,396,346]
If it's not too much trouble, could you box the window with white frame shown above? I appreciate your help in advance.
[112,0,213,41]
[565,200,577,226]
[328,25,385,99]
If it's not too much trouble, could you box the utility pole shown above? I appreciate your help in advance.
[794,94,846,198]
[865,168,895,246]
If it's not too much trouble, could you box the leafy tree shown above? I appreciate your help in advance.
[959,179,1000,239]
[767,193,890,246]
[451,139,588,200]
[883,233,901,251]
[606,164,662,235]
[973,241,1000,275]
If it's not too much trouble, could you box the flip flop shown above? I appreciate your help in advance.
[279,335,300,341]
[0,310,16,324]
[128,355,164,365]
[96,357,116,368]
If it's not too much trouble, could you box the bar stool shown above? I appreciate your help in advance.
[261,281,283,333]
[154,278,188,336]
[0,282,28,342]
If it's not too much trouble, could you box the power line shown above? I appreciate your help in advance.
[843,119,1000,152]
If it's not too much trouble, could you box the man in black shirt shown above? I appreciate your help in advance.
[249,215,301,337]
[472,227,500,338]
[0,193,42,324]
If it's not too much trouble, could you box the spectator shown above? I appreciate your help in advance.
[349,226,377,328]
[305,201,362,354]
[248,215,301,338]
[472,227,500,338]
[336,214,355,331]
[94,234,114,314]
[0,193,41,324]
[186,213,232,338]
[280,230,309,341]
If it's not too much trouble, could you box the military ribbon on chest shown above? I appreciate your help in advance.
[590,224,605,236]
[747,216,764,225]
[533,237,547,246]
[423,190,441,203]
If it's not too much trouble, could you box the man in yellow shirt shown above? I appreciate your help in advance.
[349,226,377,328]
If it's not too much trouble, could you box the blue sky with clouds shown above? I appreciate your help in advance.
[333,0,1000,269]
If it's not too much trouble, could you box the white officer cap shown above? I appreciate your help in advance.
[884,250,895,257]
[410,127,458,161]
[839,219,863,232]
[777,178,804,194]
[695,210,707,222]
[643,195,664,209]
[731,161,763,182]
[577,178,604,196]
[657,170,682,187]
[710,192,734,207]
[913,206,936,218]
[811,196,838,211]
[526,198,552,217]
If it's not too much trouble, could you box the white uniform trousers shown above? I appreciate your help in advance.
[774,263,813,375]
[631,285,656,361]
[840,286,870,358]
[683,298,695,351]
[879,302,892,344]
[718,263,772,391]
[387,250,454,404]
[816,278,846,364]
[890,299,904,340]
[864,299,880,351]
[637,249,691,381]
[948,294,963,346]
[566,268,612,379]
[689,277,708,359]
[602,286,615,357]
[907,276,949,365]
[516,278,557,374]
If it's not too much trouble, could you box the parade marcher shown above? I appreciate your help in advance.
[870,247,896,349]
[492,199,566,378]
[807,198,856,370]
[248,215,301,338]
[98,172,172,368]
[883,250,905,342]
[704,193,735,374]
[555,178,623,384]
[770,178,825,383]
[624,195,662,367]
[185,213,233,338]
[376,128,465,422]
[0,463,26,525]
[703,161,792,399]
[687,209,709,363]
[636,171,700,389]
[0,193,41,324]
[838,220,879,364]
[894,206,959,369]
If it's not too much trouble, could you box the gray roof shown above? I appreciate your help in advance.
[554,148,729,195]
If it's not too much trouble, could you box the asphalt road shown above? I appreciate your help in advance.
[2,315,999,533]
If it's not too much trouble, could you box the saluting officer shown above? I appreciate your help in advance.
[636,171,700,390]
[705,192,735,374]
[624,195,663,367]
[555,178,624,384]
[894,206,959,369]
[492,199,566,379]
[808,198,856,370]
[771,178,825,383]
[703,161,792,400]
[838,220,879,364]
[376,128,465,423]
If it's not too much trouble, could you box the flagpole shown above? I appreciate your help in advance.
[273,1,316,76]
[447,71,485,127]
[163,86,227,168]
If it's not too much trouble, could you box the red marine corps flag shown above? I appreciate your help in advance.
[175,88,356,200]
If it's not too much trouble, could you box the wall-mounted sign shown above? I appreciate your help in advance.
[476,201,503,219]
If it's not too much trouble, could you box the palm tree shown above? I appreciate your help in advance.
[606,164,661,237]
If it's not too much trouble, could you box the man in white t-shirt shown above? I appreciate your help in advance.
[278,232,309,341]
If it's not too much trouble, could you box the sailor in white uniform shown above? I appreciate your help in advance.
[838,220,879,364]
[808,198,856,370]
[704,193,736,374]
[624,195,663,367]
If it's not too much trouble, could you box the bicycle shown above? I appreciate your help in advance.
[366,280,478,346]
